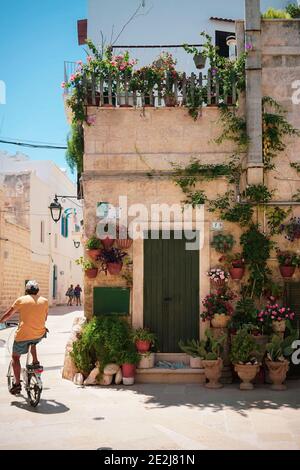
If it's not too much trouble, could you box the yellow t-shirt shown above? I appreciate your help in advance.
[13,295,48,342]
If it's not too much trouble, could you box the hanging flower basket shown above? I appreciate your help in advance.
[85,268,98,279]
[107,262,123,275]
[116,239,133,250]
[229,267,245,280]
[193,53,206,70]
[101,237,115,249]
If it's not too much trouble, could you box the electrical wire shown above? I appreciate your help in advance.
[0,139,67,150]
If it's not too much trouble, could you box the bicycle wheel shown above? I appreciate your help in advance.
[7,361,15,393]
[26,373,42,407]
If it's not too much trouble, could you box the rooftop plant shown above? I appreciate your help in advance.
[262,8,292,19]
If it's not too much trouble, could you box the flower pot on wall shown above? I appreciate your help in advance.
[211,314,231,329]
[101,238,115,250]
[265,360,289,391]
[272,320,286,334]
[116,239,133,250]
[107,262,123,275]
[85,268,98,279]
[87,249,102,261]
[229,267,245,280]
[279,266,296,279]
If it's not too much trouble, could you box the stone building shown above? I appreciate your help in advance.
[70,2,300,380]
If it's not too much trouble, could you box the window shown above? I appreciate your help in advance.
[215,31,235,58]
[40,221,45,244]
[61,214,69,238]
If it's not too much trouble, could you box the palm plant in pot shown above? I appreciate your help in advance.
[98,248,127,275]
[230,329,261,390]
[276,250,298,279]
[75,257,98,279]
[121,349,140,385]
[86,235,102,260]
[201,289,234,329]
[265,330,298,391]
[198,330,226,389]
[178,339,204,369]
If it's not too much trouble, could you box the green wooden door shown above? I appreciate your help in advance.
[144,232,199,353]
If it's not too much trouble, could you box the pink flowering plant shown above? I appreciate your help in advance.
[201,290,235,322]
[207,268,229,284]
[258,304,295,326]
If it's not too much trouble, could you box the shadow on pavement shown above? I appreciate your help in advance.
[10,398,70,414]
[94,383,300,417]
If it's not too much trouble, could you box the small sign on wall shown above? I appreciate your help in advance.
[211,221,224,232]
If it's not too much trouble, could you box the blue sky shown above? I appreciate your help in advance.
[0,0,86,178]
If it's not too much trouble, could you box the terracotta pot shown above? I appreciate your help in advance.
[101,238,115,249]
[189,356,203,369]
[229,267,245,280]
[202,358,223,389]
[193,53,206,70]
[87,249,102,260]
[234,363,261,390]
[122,364,136,378]
[211,314,231,329]
[85,268,98,279]
[279,266,296,279]
[265,360,289,391]
[116,239,133,250]
[107,262,123,275]
[135,340,151,353]
[164,95,177,107]
[272,320,286,334]
[138,353,155,369]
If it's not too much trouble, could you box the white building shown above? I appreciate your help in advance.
[0,151,84,306]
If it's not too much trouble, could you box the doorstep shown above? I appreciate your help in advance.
[136,368,206,385]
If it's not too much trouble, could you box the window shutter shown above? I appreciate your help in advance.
[215,31,235,58]
[77,19,87,46]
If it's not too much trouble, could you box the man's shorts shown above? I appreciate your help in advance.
[13,335,45,356]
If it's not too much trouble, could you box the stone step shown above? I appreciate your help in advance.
[136,368,206,384]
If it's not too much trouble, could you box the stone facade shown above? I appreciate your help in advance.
[81,19,300,340]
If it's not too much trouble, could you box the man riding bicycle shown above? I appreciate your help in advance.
[0,280,48,395]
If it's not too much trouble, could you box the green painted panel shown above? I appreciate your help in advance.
[93,287,130,316]
[144,231,199,353]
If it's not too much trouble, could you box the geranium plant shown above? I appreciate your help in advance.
[276,250,299,267]
[207,268,229,285]
[201,290,234,322]
[221,253,245,269]
[258,304,295,325]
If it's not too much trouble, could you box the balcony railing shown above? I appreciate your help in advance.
[63,61,238,108]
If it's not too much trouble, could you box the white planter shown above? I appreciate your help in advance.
[138,353,155,369]
[123,377,135,386]
[189,356,203,369]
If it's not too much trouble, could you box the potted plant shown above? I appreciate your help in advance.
[201,290,234,328]
[222,253,246,280]
[229,298,259,334]
[178,339,204,369]
[133,328,157,354]
[265,331,298,391]
[131,66,160,106]
[263,280,284,303]
[75,257,98,279]
[276,250,298,279]
[121,349,140,385]
[116,225,133,250]
[98,223,116,249]
[207,268,229,288]
[280,217,300,242]
[230,329,261,390]
[258,304,295,335]
[86,236,102,260]
[98,248,127,275]
[211,233,235,254]
[183,44,207,70]
[198,330,226,389]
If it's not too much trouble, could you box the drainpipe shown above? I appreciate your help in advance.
[245,0,264,185]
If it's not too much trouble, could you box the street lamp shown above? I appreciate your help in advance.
[73,241,81,249]
[49,196,62,223]
[226,35,237,61]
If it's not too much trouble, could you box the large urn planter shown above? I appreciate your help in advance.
[279,266,296,279]
[116,239,133,250]
[189,356,203,369]
[202,358,223,389]
[101,237,115,250]
[265,360,289,391]
[85,268,98,279]
[234,363,261,390]
[229,267,245,281]
[87,249,102,261]
[211,314,231,329]
[107,262,123,275]
[138,353,155,369]
[272,320,286,334]
[135,340,151,354]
